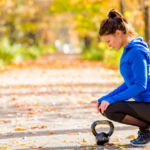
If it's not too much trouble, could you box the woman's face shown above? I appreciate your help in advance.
[101,30,124,50]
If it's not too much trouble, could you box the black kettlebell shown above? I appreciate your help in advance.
[91,120,114,145]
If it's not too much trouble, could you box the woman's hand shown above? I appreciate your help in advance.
[99,100,110,114]
[97,101,100,113]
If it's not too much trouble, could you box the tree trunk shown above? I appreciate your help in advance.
[120,0,124,15]
[144,6,150,47]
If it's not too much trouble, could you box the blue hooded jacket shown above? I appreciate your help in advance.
[98,37,150,104]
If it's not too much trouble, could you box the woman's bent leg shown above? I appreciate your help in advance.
[102,101,149,129]
[100,101,150,146]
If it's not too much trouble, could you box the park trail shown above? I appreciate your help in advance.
[0,53,146,150]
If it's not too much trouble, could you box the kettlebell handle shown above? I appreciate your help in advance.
[91,120,114,137]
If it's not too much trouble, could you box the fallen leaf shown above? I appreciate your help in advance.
[11,97,17,101]
[34,103,39,107]
[127,135,135,139]
[112,138,119,142]
[49,108,55,111]
[31,126,39,129]
[40,125,47,129]
[29,132,37,135]
[48,132,55,135]
[77,101,83,105]
[15,141,19,144]
[82,138,87,142]
[27,108,33,111]
[37,146,44,148]
[89,141,96,145]
[14,128,26,131]
[115,145,126,148]
[67,132,79,135]
[90,100,97,103]
[104,143,115,146]
[0,120,8,123]
[28,111,36,115]
[43,106,49,110]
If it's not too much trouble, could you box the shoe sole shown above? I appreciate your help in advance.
[130,142,147,147]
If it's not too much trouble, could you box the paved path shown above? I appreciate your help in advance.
[0,53,148,150]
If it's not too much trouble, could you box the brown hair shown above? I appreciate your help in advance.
[99,9,137,37]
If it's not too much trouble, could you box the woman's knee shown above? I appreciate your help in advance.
[99,104,115,119]
[103,104,115,120]
[102,102,125,121]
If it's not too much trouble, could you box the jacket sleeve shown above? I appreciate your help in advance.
[97,82,128,103]
[105,49,147,104]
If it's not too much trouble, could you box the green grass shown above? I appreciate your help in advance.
[0,37,56,69]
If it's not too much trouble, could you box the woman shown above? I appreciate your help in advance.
[97,9,150,147]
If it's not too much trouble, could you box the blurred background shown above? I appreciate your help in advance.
[0,0,149,69]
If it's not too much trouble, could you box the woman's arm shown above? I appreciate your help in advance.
[105,49,147,104]
[98,82,128,103]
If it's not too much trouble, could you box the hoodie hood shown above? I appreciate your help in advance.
[124,37,150,56]
[126,37,149,48]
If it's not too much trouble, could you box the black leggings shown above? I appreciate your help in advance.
[102,101,150,124]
